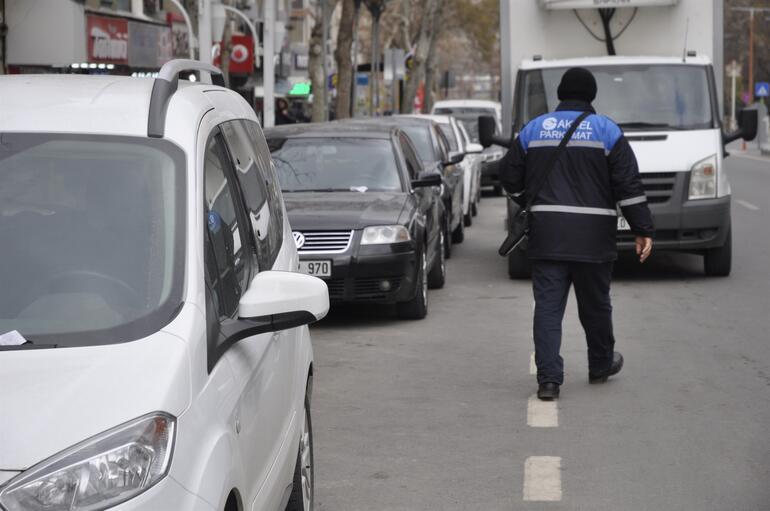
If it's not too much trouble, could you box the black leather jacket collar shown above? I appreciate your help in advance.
[556,100,596,113]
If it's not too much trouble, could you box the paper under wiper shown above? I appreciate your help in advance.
[0,330,27,346]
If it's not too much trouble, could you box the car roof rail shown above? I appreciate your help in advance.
[148,59,225,139]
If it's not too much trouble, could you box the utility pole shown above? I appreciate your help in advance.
[350,0,363,117]
[731,6,770,104]
[263,0,276,127]
[364,0,387,116]
[727,60,741,131]
[321,0,330,121]
[199,0,213,64]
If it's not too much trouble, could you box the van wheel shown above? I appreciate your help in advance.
[508,249,531,279]
[451,218,465,244]
[428,231,446,289]
[286,394,313,511]
[397,251,428,319]
[704,229,732,277]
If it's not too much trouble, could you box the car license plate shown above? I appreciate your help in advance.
[617,216,631,231]
[299,260,331,278]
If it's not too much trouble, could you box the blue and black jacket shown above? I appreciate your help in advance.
[500,100,655,263]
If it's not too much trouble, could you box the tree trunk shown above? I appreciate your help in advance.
[401,0,440,113]
[220,19,232,88]
[421,0,443,113]
[335,0,356,119]
[309,7,326,122]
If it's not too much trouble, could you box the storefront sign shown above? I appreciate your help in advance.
[213,36,255,74]
[128,21,173,68]
[87,15,129,64]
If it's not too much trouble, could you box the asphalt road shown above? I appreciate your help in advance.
[310,151,770,511]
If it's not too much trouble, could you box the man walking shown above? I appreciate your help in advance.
[500,67,654,401]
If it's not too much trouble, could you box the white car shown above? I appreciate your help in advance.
[406,114,483,227]
[432,100,507,194]
[0,60,328,511]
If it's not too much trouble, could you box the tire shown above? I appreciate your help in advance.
[427,231,446,289]
[508,249,531,279]
[704,228,732,277]
[286,392,313,511]
[443,215,452,259]
[493,185,503,196]
[397,250,428,319]
[471,201,478,217]
[464,211,472,227]
[451,216,465,244]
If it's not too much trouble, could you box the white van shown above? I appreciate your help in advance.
[0,60,328,511]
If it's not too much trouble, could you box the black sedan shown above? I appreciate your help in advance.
[265,123,446,319]
[342,116,466,251]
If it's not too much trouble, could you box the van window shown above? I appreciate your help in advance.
[0,134,185,347]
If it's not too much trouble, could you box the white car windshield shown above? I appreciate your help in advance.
[269,137,403,192]
[520,65,715,131]
[0,134,185,347]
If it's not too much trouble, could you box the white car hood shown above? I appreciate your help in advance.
[0,332,190,471]
[628,129,718,173]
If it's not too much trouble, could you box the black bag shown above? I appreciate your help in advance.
[498,111,591,257]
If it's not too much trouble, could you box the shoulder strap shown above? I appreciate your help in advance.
[524,110,591,211]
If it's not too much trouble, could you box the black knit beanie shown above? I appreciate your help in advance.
[557,67,597,103]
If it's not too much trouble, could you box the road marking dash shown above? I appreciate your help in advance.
[736,199,760,211]
[527,395,558,427]
[529,352,537,375]
[523,456,562,501]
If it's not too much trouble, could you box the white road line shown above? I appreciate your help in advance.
[736,199,760,211]
[529,352,537,375]
[523,456,562,501]
[527,395,558,427]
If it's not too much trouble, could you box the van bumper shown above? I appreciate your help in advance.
[617,195,731,252]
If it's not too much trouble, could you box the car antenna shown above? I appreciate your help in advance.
[682,17,690,63]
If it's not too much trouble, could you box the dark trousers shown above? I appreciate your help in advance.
[531,260,616,385]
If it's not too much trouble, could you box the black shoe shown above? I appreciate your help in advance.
[589,352,624,384]
[537,382,560,401]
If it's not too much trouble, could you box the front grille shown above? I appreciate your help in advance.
[640,172,677,204]
[295,230,353,254]
[325,277,404,302]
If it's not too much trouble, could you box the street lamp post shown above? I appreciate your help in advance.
[222,5,259,70]
[363,0,387,116]
[263,0,276,127]
[198,0,213,64]
[730,6,770,104]
[167,0,197,59]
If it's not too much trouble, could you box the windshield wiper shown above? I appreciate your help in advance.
[0,341,58,351]
[286,188,353,192]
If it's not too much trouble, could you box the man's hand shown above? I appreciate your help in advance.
[636,236,653,263]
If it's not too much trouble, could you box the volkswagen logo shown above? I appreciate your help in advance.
[292,231,305,249]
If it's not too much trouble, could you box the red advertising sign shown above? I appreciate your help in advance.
[213,35,255,74]
[87,15,129,65]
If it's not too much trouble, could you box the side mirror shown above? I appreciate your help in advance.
[237,271,329,333]
[411,170,442,188]
[725,107,759,144]
[445,152,464,165]
[479,115,510,148]
[465,143,483,154]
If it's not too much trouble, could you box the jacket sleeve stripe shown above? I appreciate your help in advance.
[531,205,618,216]
[618,195,647,207]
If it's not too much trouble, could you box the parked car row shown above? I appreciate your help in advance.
[264,113,489,320]
[0,60,495,511]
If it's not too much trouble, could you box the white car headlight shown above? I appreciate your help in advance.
[689,155,717,200]
[361,225,410,245]
[0,413,175,511]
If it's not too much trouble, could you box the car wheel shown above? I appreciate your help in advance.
[451,216,465,244]
[397,250,428,319]
[704,228,732,277]
[508,249,531,279]
[464,211,472,227]
[428,231,446,289]
[493,185,503,196]
[286,393,313,511]
[471,201,478,217]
